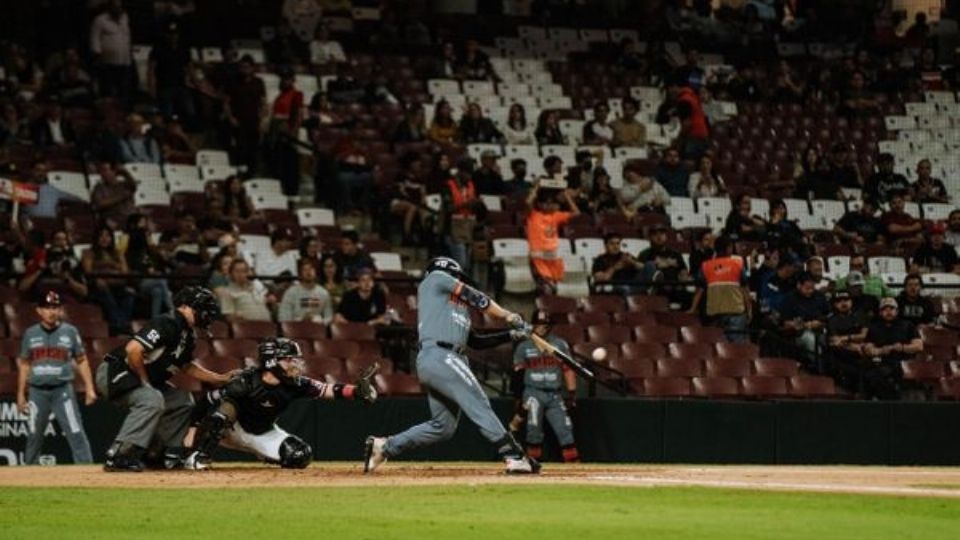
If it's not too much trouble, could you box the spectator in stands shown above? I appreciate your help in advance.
[824,143,862,195]
[688,230,715,280]
[912,159,949,203]
[582,102,613,146]
[392,103,427,143]
[638,224,690,304]
[588,167,619,214]
[334,230,375,282]
[542,155,564,179]
[724,194,766,241]
[18,230,88,303]
[838,70,879,118]
[534,110,566,146]
[299,236,322,266]
[326,64,365,104]
[117,113,162,164]
[319,254,345,309]
[162,211,209,269]
[124,214,174,319]
[610,97,646,147]
[459,39,498,81]
[332,133,373,214]
[48,48,94,108]
[772,60,805,103]
[617,163,670,217]
[759,259,797,316]
[309,23,346,65]
[911,222,959,273]
[839,256,890,299]
[473,150,505,195]
[221,175,254,222]
[268,69,304,196]
[459,103,503,144]
[825,291,869,392]
[30,98,75,148]
[91,162,137,230]
[223,55,267,172]
[615,38,646,71]
[427,99,458,144]
[765,199,806,259]
[882,191,923,244]
[437,41,460,79]
[861,297,923,399]
[389,155,428,244]
[208,251,234,292]
[89,0,133,102]
[254,228,299,280]
[661,79,710,160]
[843,270,881,321]
[441,157,480,273]
[779,271,830,368]
[592,232,643,294]
[279,258,333,323]
[0,102,26,145]
[334,268,387,325]
[687,154,726,199]
[427,152,453,192]
[689,235,751,343]
[806,256,833,292]
[835,198,884,245]
[865,153,910,205]
[218,258,274,322]
[653,147,690,197]
[904,12,931,48]
[504,159,530,196]
[946,210,960,249]
[526,181,579,294]
[793,146,835,200]
[148,21,196,126]
[503,104,534,145]
[155,114,197,162]
[82,226,135,334]
[896,273,938,326]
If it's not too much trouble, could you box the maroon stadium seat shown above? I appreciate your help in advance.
[919,327,959,348]
[654,312,701,328]
[716,342,760,360]
[212,339,259,360]
[753,358,800,377]
[535,296,578,315]
[621,342,667,362]
[614,312,657,326]
[681,326,727,344]
[656,357,703,378]
[377,373,424,395]
[788,376,837,398]
[231,321,278,339]
[552,324,586,345]
[638,377,692,398]
[580,295,625,313]
[692,376,740,399]
[740,376,790,398]
[609,358,654,378]
[627,295,669,312]
[63,303,105,323]
[198,355,244,373]
[633,325,677,344]
[669,343,715,360]
[346,356,393,377]
[91,337,130,358]
[573,343,620,364]
[330,322,377,341]
[901,360,946,382]
[569,311,612,326]
[304,356,347,380]
[587,325,632,344]
[73,320,110,339]
[704,357,752,377]
[313,340,361,360]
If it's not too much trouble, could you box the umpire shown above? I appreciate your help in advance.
[512,310,579,462]
[96,286,231,472]
[364,257,541,474]
[16,291,96,464]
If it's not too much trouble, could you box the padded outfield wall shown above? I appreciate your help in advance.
[0,398,958,466]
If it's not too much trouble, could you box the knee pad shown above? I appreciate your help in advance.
[279,436,312,469]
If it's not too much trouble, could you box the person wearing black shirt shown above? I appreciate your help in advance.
[778,272,830,368]
[824,143,862,191]
[724,194,767,241]
[473,150,505,195]
[334,269,388,324]
[912,222,959,273]
[861,297,923,399]
[825,291,869,391]
[835,199,884,244]
[148,22,195,126]
[765,199,806,257]
[637,225,689,305]
[688,230,715,280]
[865,153,910,205]
[591,233,644,295]
[896,274,938,326]
[334,231,375,282]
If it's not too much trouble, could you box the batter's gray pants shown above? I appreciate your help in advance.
[96,362,194,451]
[384,345,508,456]
[25,383,93,464]
[523,387,575,446]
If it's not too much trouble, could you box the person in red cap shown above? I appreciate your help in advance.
[911,221,959,273]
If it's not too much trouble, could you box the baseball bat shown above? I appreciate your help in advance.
[529,332,595,379]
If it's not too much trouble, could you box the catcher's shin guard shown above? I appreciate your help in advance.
[193,410,233,458]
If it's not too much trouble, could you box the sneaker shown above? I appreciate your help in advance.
[183,451,211,471]
[504,456,541,475]
[363,436,387,474]
[103,454,144,473]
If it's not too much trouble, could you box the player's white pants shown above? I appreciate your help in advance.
[220,423,290,461]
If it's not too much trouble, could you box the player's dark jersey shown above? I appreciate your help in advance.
[203,368,324,434]
[105,312,196,395]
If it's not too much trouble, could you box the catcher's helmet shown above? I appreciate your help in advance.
[426,256,463,278]
[173,286,221,329]
[257,338,305,383]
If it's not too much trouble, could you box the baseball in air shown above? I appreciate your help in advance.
[592,347,608,361]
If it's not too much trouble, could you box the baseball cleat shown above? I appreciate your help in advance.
[363,436,387,474]
[183,451,211,471]
[504,456,541,475]
[103,454,145,473]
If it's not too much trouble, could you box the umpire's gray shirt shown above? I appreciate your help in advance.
[417,271,472,348]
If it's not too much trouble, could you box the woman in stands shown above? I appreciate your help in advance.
[123,214,173,319]
[318,254,345,309]
[208,251,234,293]
[427,99,458,144]
[534,110,566,146]
[503,104,534,145]
[221,175,254,222]
[458,102,503,145]
[687,155,727,200]
[589,167,619,214]
[82,226,135,335]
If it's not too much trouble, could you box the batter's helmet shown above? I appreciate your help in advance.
[257,337,304,383]
[426,256,464,278]
[173,286,221,329]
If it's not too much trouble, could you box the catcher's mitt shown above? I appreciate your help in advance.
[355,363,380,404]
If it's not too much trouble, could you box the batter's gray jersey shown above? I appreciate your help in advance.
[417,271,472,347]
[19,322,85,386]
[513,335,570,391]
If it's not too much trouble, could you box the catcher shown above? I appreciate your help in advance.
[184,338,378,469]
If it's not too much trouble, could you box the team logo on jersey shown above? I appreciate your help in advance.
[58,336,72,346]
[259,399,275,408]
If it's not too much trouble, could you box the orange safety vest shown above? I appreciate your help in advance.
[447,178,476,216]
[677,87,709,139]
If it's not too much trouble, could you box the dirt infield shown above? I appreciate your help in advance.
[2,463,960,498]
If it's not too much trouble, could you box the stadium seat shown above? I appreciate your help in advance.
[304,356,347,380]
[901,360,946,382]
[614,311,657,326]
[609,357,654,378]
[198,355,244,373]
[280,321,328,340]
[788,376,838,398]
[552,324,586,345]
[73,320,110,339]
[231,321,278,339]
[656,357,703,378]
[669,343,715,360]
[753,358,800,377]
[654,311,701,328]
[91,337,129,358]
[716,342,760,360]
[580,295,625,313]
[620,342,667,361]
[313,340,361,359]
[740,376,790,398]
[637,377,692,398]
[587,325,632,344]
[681,326,727,344]
[692,376,740,399]
[573,343,620,364]
[919,327,959,348]
[569,311,611,326]
[346,356,393,377]
[377,373,424,395]
[704,357,752,377]
[626,295,671,312]
[329,322,376,341]
[212,339,259,360]
[634,325,677,344]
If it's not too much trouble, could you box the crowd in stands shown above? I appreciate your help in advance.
[2,1,960,399]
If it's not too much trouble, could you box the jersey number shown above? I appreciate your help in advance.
[147,330,161,344]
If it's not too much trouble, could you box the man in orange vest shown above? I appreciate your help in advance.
[688,235,752,343]
[442,157,481,275]
[526,179,579,294]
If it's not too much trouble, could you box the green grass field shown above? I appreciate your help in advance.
[2,484,959,540]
